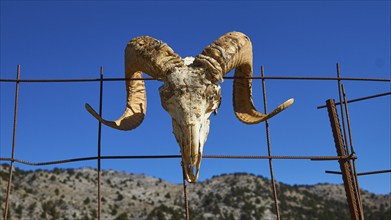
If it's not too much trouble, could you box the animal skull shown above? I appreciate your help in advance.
[85,32,294,182]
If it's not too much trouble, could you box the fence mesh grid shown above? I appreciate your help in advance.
[1,63,390,220]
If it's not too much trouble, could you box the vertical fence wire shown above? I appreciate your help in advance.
[336,64,364,219]
[341,85,364,219]
[97,66,104,220]
[3,64,21,220]
[336,64,350,156]
[341,85,356,156]
[182,165,190,220]
[261,66,281,219]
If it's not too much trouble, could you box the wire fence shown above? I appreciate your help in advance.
[1,63,390,220]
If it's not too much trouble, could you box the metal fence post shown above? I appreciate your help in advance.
[326,99,363,220]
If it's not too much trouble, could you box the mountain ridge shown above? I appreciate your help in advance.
[1,164,390,219]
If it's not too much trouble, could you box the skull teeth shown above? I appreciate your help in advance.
[182,151,202,183]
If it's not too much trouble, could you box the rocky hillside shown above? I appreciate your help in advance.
[0,164,390,220]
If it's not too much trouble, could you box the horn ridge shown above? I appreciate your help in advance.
[86,36,183,131]
[194,31,293,124]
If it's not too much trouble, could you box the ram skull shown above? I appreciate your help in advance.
[86,32,294,182]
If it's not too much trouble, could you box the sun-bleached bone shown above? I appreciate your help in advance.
[86,32,294,182]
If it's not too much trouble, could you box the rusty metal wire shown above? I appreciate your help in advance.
[327,99,362,219]
[0,77,154,83]
[96,67,104,220]
[261,66,281,219]
[317,92,391,109]
[326,169,391,176]
[333,64,364,219]
[342,84,365,219]
[0,76,390,83]
[0,155,355,166]
[3,65,20,220]
[181,164,190,220]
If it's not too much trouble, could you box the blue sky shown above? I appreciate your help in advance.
[1,1,390,194]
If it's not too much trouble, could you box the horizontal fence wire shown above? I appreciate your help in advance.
[0,154,356,166]
[325,169,391,176]
[317,92,391,109]
[0,76,390,83]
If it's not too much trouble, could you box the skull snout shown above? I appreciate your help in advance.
[178,123,205,183]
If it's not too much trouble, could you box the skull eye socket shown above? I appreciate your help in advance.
[205,85,218,100]
[159,85,174,111]
[205,85,221,113]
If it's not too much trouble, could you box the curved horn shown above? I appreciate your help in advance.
[194,32,293,124]
[86,36,183,130]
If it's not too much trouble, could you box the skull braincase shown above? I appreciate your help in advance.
[159,57,221,182]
